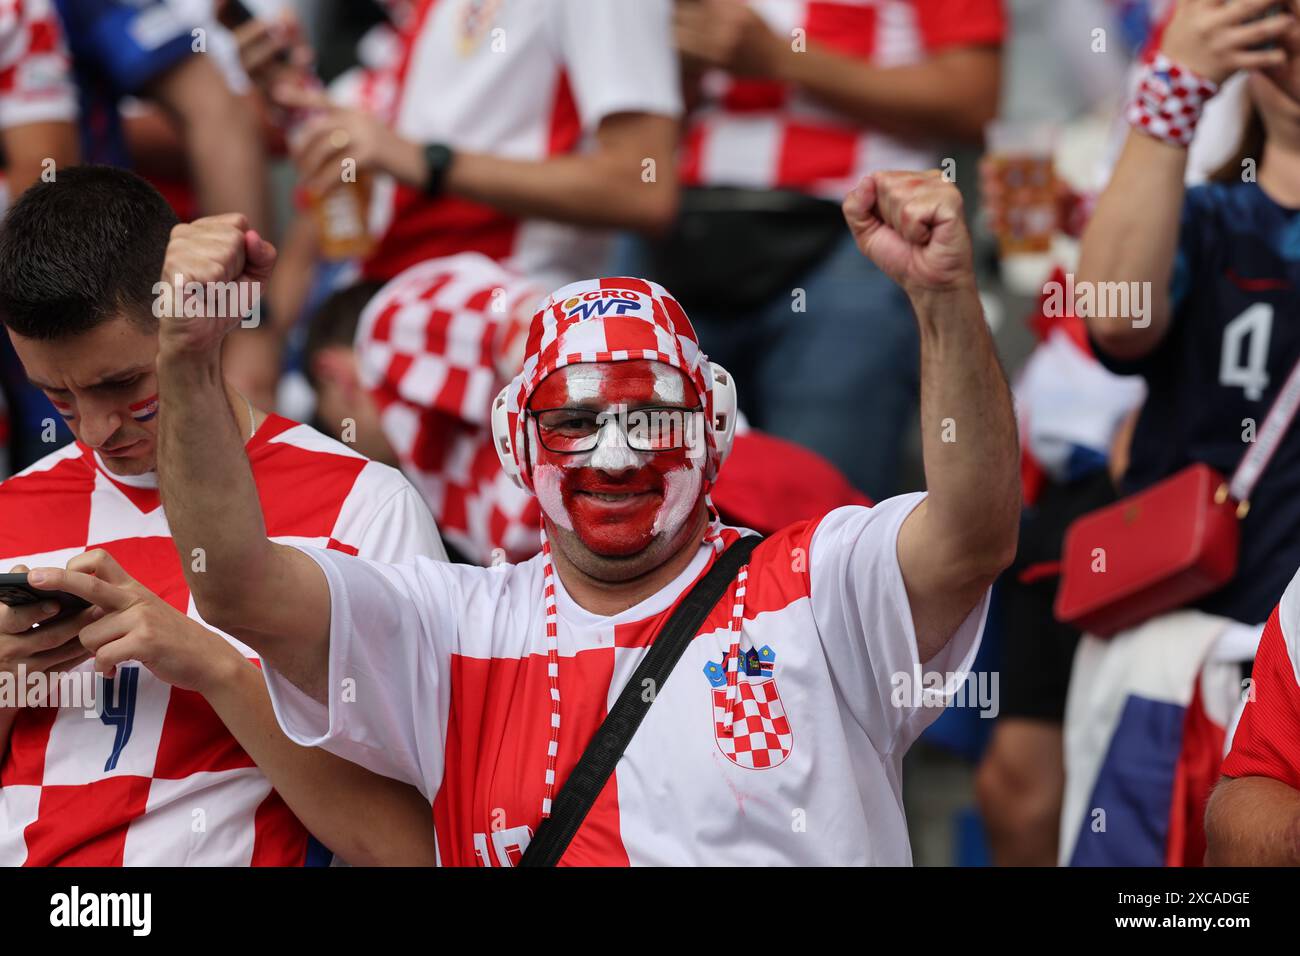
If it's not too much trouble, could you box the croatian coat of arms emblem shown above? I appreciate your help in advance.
[703,644,792,769]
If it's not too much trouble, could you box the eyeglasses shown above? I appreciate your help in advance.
[530,405,706,454]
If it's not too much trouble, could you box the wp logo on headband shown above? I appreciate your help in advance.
[563,289,644,321]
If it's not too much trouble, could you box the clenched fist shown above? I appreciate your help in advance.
[157,214,278,359]
[843,170,975,295]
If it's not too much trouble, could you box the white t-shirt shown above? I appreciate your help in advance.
[361,0,682,289]
[264,493,987,866]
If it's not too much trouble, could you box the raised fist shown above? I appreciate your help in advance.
[156,214,277,358]
[843,170,975,295]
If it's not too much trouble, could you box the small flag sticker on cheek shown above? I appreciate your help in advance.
[129,395,159,423]
[51,400,75,421]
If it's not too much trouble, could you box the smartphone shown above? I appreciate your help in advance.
[0,573,91,626]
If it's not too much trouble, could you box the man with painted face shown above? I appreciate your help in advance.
[48,168,1020,865]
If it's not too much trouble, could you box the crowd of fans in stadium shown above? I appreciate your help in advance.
[0,0,1297,867]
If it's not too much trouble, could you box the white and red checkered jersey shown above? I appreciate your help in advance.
[0,414,445,866]
[263,493,987,865]
[682,0,1005,199]
[357,0,681,289]
[0,0,77,130]
[1222,569,1300,792]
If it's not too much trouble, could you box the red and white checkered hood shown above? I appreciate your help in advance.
[504,276,719,493]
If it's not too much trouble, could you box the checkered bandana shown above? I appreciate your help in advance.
[504,276,748,823]
[1126,53,1220,148]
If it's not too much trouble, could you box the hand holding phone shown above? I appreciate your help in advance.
[0,572,91,625]
[0,567,95,683]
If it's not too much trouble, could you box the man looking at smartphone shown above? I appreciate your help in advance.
[0,166,442,866]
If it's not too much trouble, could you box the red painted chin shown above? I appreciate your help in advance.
[561,467,666,557]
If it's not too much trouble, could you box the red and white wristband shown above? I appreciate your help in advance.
[1126,53,1220,148]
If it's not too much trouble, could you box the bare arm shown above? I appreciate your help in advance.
[281,88,680,236]
[774,47,999,143]
[1205,775,1300,866]
[1,121,79,192]
[673,0,999,142]
[155,215,332,700]
[436,113,679,234]
[902,285,1020,660]
[34,552,435,865]
[1077,0,1293,361]
[844,171,1019,662]
[148,54,272,234]
[265,213,320,339]
[1075,131,1187,360]
[202,654,436,865]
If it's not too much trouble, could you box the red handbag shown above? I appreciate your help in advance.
[1055,355,1300,637]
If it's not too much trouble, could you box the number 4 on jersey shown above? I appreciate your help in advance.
[1220,303,1274,401]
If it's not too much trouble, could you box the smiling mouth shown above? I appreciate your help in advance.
[572,487,664,511]
[576,490,657,501]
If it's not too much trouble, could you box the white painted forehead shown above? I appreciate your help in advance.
[551,363,687,405]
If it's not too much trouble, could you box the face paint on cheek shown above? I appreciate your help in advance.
[129,394,159,423]
[50,400,76,421]
[653,462,703,537]
[531,416,591,533]
[534,462,575,531]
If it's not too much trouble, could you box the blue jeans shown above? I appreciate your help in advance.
[612,230,919,499]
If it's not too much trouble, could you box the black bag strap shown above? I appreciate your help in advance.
[518,533,764,867]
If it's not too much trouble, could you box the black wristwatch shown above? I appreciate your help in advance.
[422,143,455,197]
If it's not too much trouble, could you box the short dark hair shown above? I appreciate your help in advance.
[0,165,179,340]
[303,281,384,389]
